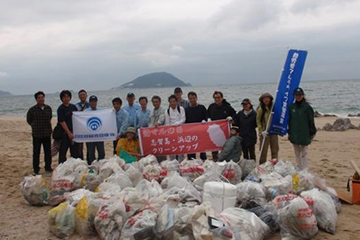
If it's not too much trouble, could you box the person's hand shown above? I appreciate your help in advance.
[154,123,159,128]
[201,120,207,124]
[68,133,74,140]
[226,116,233,121]
[261,131,268,137]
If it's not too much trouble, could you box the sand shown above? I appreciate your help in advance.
[0,115,360,240]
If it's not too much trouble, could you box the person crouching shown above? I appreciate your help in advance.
[218,126,242,162]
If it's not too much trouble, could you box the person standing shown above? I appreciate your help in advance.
[75,89,90,160]
[288,88,317,170]
[123,92,140,127]
[256,92,279,164]
[174,87,190,109]
[218,126,242,162]
[57,90,79,163]
[234,99,257,160]
[165,95,186,161]
[26,91,53,174]
[185,91,207,160]
[148,96,165,127]
[207,91,236,161]
[112,97,129,154]
[135,96,151,129]
[85,95,105,164]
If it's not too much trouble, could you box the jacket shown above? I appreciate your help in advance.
[207,100,236,121]
[288,101,317,146]
[218,136,242,162]
[116,138,140,156]
[234,109,257,147]
[256,105,271,134]
[26,104,53,138]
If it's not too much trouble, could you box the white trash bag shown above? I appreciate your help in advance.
[221,160,242,185]
[20,175,49,206]
[104,172,133,190]
[125,164,143,186]
[236,181,267,207]
[48,202,76,238]
[121,209,158,240]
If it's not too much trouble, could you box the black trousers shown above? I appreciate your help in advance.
[58,134,79,164]
[86,142,105,165]
[32,136,52,172]
[187,153,207,160]
[113,140,118,155]
[242,143,256,160]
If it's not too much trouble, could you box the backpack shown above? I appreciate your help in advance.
[167,106,181,115]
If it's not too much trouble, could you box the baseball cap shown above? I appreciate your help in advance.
[174,87,183,93]
[241,98,252,105]
[127,92,135,98]
[294,87,305,95]
[89,95,98,102]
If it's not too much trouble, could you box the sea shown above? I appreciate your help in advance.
[1,79,359,117]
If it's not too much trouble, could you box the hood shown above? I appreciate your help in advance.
[259,92,274,102]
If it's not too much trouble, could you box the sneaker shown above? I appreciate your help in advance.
[33,171,40,175]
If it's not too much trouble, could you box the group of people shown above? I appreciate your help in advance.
[26,86,316,175]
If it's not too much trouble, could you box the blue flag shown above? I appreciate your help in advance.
[268,49,308,136]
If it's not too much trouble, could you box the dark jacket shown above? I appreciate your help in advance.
[207,100,236,121]
[234,109,257,147]
[218,136,242,162]
[288,100,317,145]
[185,104,207,123]
[26,104,53,138]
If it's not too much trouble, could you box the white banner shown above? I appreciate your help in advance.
[72,109,117,143]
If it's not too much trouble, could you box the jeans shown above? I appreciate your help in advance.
[242,143,256,160]
[58,134,79,164]
[32,136,52,172]
[293,144,309,170]
[86,142,105,165]
[259,135,279,164]
[187,153,207,160]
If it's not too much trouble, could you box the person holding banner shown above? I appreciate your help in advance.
[116,127,140,162]
[288,88,317,170]
[112,97,129,154]
[75,89,90,160]
[257,93,279,164]
[57,90,79,163]
[148,96,165,128]
[85,95,105,164]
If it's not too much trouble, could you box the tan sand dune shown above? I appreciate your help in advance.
[0,116,359,240]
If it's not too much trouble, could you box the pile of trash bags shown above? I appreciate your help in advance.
[20,156,341,240]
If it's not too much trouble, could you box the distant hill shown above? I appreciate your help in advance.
[113,72,191,89]
[0,90,12,96]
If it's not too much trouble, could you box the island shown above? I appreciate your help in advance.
[113,72,191,89]
[0,90,12,97]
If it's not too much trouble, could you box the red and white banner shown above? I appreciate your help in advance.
[138,120,230,156]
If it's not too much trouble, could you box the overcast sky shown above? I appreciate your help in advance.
[1,0,360,95]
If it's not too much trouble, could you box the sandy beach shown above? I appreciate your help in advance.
[0,115,360,240]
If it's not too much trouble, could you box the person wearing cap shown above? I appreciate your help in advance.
[174,87,190,109]
[288,88,317,170]
[207,91,236,161]
[218,126,242,162]
[148,95,165,128]
[234,98,257,160]
[112,97,129,154]
[256,92,279,164]
[123,92,141,127]
[135,96,151,129]
[75,89,90,160]
[185,91,207,160]
[85,95,105,164]
[116,127,140,158]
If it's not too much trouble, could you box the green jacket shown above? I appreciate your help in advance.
[288,101,317,145]
[256,106,271,134]
[219,136,242,162]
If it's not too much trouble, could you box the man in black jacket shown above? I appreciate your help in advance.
[185,91,207,160]
[26,91,53,174]
[207,91,236,161]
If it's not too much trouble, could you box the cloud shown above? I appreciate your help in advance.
[0,71,9,78]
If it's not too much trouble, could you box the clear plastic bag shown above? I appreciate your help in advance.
[239,159,256,179]
[300,189,337,234]
[20,175,49,206]
[118,188,149,218]
[96,182,122,194]
[279,197,318,239]
[48,202,76,238]
[245,161,275,182]
[135,179,163,199]
[193,169,223,191]
[292,170,314,194]
[143,164,162,182]
[261,173,293,199]
[160,159,180,174]
[138,154,159,172]
[220,207,270,240]
[99,161,124,182]
[179,159,205,181]
[121,209,158,240]
[221,160,242,185]
[274,160,297,177]
[81,169,101,192]
[94,195,127,240]
[104,171,133,190]
[246,205,279,233]
[49,174,76,206]
[236,181,267,207]
[126,164,143,187]
[64,188,91,206]
[272,193,298,210]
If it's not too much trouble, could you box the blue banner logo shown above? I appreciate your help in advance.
[268,49,308,136]
[87,117,102,131]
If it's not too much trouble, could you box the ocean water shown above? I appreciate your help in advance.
[0,79,359,117]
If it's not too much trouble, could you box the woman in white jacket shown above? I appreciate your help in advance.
[165,95,186,161]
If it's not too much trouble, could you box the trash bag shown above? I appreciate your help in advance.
[121,209,158,240]
[279,197,318,239]
[161,186,202,207]
[126,164,143,187]
[193,169,223,191]
[202,159,223,173]
[261,173,293,199]
[75,193,104,236]
[81,169,101,192]
[246,205,279,232]
[20,175,49,206]
[245,161,275,182]
[99,161,124,182]
[300,189,337,234]
[325,187,341,213]
[118,188,149,218]
[104,172,133,190]
[143,164,162,182]
[221,160,242,185]
[236,181,267,207]
[49,174,76,206]
[179,159,205,181]
[135,179,163,199]
[239,159,256,179]
[96,182,122,194]
[64,189,91,207]
[272,193,298,210]
[160,159,180,174]
[274,160,297,177]
[94,195,127,240]
[48,202,76,238]
[73,164,89,189]
[220,207,270,240]
[292,170,314,194]
[138,155,159,171]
